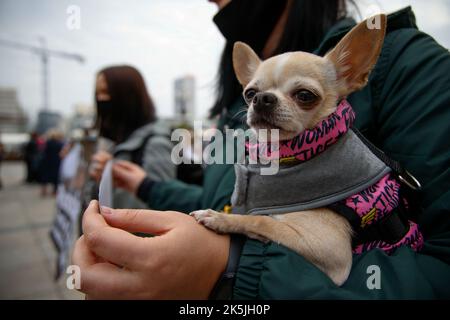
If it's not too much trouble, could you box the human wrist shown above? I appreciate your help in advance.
[136,176,154,200]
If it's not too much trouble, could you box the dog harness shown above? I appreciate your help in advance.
[232,100,423,255]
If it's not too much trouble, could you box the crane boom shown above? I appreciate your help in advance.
[0,37,85,110]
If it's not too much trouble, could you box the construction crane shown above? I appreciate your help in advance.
[0,36,85,110]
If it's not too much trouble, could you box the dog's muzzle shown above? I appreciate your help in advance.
[253,92,277,114]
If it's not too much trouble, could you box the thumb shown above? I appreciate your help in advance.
[100,207,183,235]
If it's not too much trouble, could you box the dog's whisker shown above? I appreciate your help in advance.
[231,107,249,122]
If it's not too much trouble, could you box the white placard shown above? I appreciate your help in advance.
[98,160,113,210]
[50,143,85,279]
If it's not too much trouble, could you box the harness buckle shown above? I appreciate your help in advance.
[398,170,422,191]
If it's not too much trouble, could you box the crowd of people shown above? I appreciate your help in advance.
[14,0,450,299]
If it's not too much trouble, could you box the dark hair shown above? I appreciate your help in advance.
[210,0,351,118]
[94,65,157,143]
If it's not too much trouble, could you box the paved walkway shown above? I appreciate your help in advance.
[0,161,83,299]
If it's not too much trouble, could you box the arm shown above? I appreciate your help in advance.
[233,29,450,299]
[373,30,450,248]
[145,179,204,213]
[113,135,205,212]
[113,160,204,213]
[141,136,204,212]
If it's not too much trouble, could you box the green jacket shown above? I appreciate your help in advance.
[148,7,450,298]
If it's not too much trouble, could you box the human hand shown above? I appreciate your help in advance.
[112,160,147,194]
[72,201,230,299]
[89,150,112,182]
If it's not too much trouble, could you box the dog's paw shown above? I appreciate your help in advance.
[190,209,217,221]
[189,209,227,233]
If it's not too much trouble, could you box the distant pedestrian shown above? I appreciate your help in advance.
[39,129,64,197]
[24,132,44,183]
[0,140,4,190]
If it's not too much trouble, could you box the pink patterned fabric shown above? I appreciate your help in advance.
[346,173,424,254]
[353,221,424,255]
[346,174,401,227]
[247,99,355,163]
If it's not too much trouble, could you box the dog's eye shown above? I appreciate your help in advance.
[244,88,257,102]
[293,89,317,105]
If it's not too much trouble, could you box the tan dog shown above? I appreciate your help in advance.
[191,15,387,286]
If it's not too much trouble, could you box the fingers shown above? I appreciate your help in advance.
[112,163,131,182]
[84,227,150,270]
[92,150,112,163]
[91,152,111,173]
[90,151,112,181]
[72,232,142,299]
[82,200,108,234]
[112,163,135,192]
[72,235,98,269]
[100,207,184,235]
[114,160,138,170]
[89,169,102,182]
[89,162,105,181]
[82,262,140,299]
[72,236,137,298]
[82,201,151,269]
[112,161,147,194]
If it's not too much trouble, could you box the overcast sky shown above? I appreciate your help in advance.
[0,0,449,123]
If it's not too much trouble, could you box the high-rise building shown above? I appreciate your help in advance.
[35,110,63,135]
[174,75,195,122]
[0,88,28,133]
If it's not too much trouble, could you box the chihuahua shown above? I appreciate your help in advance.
[191,15,387,286]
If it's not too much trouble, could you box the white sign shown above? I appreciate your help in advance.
[50,143,86,279]
[98,160,113,210]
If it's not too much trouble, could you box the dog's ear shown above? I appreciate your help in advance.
[233,41,261,87]
[326,14,386,96]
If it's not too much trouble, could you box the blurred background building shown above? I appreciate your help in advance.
[68,103,94,132]
[0,88,28,133]
[35,110,62,135]
[174,75,196,124]
[0,88,29,159]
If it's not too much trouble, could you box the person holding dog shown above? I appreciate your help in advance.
[73,0,450,299]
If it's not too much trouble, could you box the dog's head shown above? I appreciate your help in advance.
[233,15,386,140]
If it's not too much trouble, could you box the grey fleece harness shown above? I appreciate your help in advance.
[231,129,391,215]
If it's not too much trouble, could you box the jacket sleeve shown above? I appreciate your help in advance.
[233,29,450,299]
[142,136,177,182]
[146,164,236,213]
[146,179,204,213]
[139,135,202,212]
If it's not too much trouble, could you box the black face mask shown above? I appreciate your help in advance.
[213,0,287,54]
[96,99,112,116]
[96,99,116,141]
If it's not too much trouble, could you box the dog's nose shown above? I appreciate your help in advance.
[253,92,278,113]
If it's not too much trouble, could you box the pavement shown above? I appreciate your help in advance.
[0,161,84,300]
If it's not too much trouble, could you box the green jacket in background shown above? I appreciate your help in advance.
[148,7,450,298]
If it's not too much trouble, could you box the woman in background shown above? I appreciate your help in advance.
[39,129,64,197]
[89,65,175,209]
